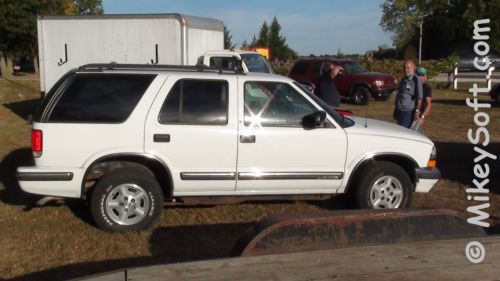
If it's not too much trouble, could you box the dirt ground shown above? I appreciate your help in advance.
[0,75,499,280]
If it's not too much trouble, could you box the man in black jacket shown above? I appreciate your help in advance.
[315,62,344,107]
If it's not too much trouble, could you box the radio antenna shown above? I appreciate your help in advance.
[364,102,368,127]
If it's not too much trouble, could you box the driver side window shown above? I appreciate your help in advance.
[244,81,317,127]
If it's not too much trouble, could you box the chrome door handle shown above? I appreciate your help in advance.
[240,135,256,143]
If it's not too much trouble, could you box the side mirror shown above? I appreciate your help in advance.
[302,111,326,129]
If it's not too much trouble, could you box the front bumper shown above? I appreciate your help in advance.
[17,166,85,198]
[414,168,441,193]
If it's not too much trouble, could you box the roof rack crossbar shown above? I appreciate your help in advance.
[78,63,245,74]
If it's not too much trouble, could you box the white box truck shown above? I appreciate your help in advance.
[37,13,224,94]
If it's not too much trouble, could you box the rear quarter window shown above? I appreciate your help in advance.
[48,74,156,123]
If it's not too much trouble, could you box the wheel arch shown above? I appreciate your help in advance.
[349,83,372,96]
[344,153,419,194]
[81,153,173,200]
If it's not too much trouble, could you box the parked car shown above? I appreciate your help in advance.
[17,63,440,232]
[452,50,500,71]
[12,56,35,74]
[289,59,398,105]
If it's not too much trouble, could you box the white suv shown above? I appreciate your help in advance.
[17,64,440,232]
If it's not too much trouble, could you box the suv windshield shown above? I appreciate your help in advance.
[343,61,367,74]
[241,54,273,73]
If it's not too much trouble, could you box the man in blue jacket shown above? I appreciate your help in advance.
[394,60,423,128]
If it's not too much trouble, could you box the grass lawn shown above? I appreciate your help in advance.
[0,76,499,281]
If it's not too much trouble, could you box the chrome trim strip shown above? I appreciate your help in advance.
[181,172,236,180]
[17,172,73,181]
[238,172,343,180]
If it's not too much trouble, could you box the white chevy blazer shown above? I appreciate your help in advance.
[17,64,440,232]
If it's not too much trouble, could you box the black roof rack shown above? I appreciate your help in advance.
[78,63,245,75]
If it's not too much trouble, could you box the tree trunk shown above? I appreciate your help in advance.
[0,56,9,78]
[34,55,39,76]
[0,56,14,78]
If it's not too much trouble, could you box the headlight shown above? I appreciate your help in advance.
[373,80,384,87]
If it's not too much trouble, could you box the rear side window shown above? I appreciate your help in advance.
[48,74,155,123]
[290,61,308,74]
[158,79,228,125]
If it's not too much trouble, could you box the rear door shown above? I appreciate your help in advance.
[145,75,238,194]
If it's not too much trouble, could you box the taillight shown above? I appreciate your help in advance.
[32,129,43,158]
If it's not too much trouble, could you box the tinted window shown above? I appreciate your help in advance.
[209,57,238,70]
[48,74,155,123]
[343,61,367,73]
[244,81,316,127]
[290,61,308,74]
[159,79,228,125]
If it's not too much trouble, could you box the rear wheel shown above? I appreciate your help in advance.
[90,166,163,232]
[353,161,412,209]
[351,86,370,105]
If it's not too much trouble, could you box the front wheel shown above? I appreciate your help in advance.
[353,161,412,209]
[90,166,163,232]
[351,86,370,105]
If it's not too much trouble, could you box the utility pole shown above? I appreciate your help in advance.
[419,20,423,65]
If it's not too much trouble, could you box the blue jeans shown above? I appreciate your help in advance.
[396,110,413,128]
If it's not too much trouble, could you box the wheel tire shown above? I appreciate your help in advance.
[90,166,163,232]
[353,161,412,209]
[351,86,370,105]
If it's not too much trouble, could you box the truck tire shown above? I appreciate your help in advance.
[354,161,412,209]
[351,86,370,105]
[91,166,163,232]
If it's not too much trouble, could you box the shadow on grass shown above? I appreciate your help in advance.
[9,222,252,281]
[435,141,499,194]
[0,147,39,206]
[2,98,40,120]
[431,99,467,106]
[0,76,39,93]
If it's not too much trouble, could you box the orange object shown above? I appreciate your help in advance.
[427,159,437,169]
[250,48,270,59]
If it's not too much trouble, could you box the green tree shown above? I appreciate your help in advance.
[223,25,236,49]
[250,34,258,47]
[256,21,269,47]
[0,0,103,76]
[463,0,500,53]
[241,39,249,49]
[70,0,104,15]
[380,0,499,59]
[268,17,297,61]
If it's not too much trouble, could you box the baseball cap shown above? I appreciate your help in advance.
[416,67,427,76]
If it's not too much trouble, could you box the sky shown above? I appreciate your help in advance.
[102,0,394,56]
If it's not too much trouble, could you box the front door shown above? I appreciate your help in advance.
[236,80,348,193]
